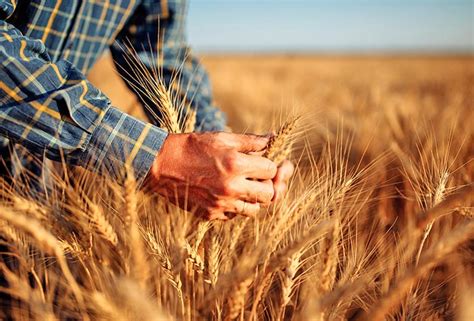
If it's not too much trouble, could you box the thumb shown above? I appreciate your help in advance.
[233,134,270,153]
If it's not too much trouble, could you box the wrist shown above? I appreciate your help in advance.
[78,106,168,185]
[149,133,189,183]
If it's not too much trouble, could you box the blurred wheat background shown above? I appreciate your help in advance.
[0,52,471,320]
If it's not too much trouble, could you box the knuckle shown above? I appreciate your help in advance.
[205,132,221,146]
[222,187,232,197]
[223,152,239,173]
[215,198,229,209]
[227,179,240,196]
[216,202,226,210]
[217,182,234,197]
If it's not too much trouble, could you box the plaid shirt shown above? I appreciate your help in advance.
[0,0,225,183]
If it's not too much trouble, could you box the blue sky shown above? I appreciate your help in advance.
[187,0,473,53]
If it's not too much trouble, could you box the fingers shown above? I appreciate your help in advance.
[201,200,261,220]
[273,160,295,202]
[274,160,295,183]
[232,200,260,217]
[239,153,277,180]
[273,182,288,203]
[202,178,273,220]
[239,179,274,205]
[220,133,270,153]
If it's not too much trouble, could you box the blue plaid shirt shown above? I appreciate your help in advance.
[0,0,225,183]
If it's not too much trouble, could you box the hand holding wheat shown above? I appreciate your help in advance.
[146,132,278,220]
[265,117,299,202]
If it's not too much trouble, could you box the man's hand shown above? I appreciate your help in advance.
[273,160,295,202]
[146,132,278,220]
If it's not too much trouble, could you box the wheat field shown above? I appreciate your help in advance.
[0,54,472,320]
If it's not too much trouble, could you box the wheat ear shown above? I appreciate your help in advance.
[361,220,474,321]
[278,252,302,321]
[226,278,252,321]
[266,219,335,272]
[185,241,205,273]
[415,171,448,264]
[264,117,299,162]
[86,200,118,246]
[184,107,197,133]
[417,184,473,229]
[117,43,181,133]
[143,232,184,311]
[206,234,220,287]
[317,218,341,294]
[0,208,88,320]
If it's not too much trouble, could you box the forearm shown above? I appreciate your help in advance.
[79,106,167,184]
[0,14,167,184]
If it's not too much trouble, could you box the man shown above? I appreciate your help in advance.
[0,0,293,220]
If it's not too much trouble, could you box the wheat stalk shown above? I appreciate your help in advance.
[0,208,88,320]
[0,55,471,321]
[184,108,197,133]
[124,168,149,289]
[316,218,340,295]
[417,184,474,229]
[226,278,252,321]
[143,231,185,313]
[91,292,128,321]
[361,220,474,321]
[205,233,220,287]
[115,43,196,134]
[85,200,118,246]
[415,171,449,264]
[278,252,302,320]
[185,241,205,273]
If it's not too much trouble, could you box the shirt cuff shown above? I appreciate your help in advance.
[79,106,168,185]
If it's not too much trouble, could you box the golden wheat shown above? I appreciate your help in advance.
[0,56,472,320]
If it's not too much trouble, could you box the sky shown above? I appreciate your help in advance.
[187,0,473,53]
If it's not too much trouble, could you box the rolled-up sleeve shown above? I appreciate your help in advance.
[80,106,167,182]
[0,1,167,183]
